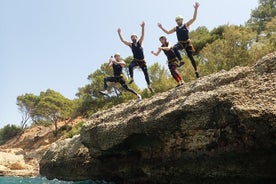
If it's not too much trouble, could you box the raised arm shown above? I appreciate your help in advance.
[186,2,200,28]
[138,21,145,45]
[108,57,115,67]
[109,57,126,67]
[151,42,173,56]
[117,28,131,47]
[158,23,176,34]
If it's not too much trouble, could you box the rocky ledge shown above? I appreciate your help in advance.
[0,148,39,177]
[40,52,276,183]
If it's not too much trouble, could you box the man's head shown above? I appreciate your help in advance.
[175,15,184,26]
[131,34,138,43]
[114,53,121,61]
[159,36,167,45]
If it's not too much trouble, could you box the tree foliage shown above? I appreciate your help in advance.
[0,124,22,145]
[247,0,276,33]
[35,89,75,131]
[17,93,39,129]
[16,89,75,132]
[190,26,222,54]
[148,63,175,93]
[200,25,256,73]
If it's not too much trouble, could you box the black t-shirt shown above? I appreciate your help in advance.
[131,41,144,60]
[112,63,123,76]
[176,24,189,41]
[162,42,176,60]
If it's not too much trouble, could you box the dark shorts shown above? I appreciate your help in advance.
[132,59,147,67]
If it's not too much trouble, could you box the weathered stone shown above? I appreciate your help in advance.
[0,148,39,177]
[40,52,276,183]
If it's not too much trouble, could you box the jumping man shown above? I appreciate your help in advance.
[99,53,142,101]
[151,36,184,87]
[158,2,200,78]
[117,22,153,92]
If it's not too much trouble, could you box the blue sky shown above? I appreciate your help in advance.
[0,0,259,128]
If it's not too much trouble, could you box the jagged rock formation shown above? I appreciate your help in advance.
[40,52,276,183]
[0,118,85,177]
[0,148,39,177]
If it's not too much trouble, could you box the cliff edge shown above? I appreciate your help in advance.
[40,52,276,183]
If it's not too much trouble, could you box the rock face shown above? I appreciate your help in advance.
[40,52,276,183]
[0,148,39,177]
[0,118,85,177]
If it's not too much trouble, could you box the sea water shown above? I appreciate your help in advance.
[0,177,115,184]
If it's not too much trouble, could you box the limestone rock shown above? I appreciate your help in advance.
[0,148,39,177]
[40,52,276,183]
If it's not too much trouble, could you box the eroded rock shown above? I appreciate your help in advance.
[40,52,276,183]
[0,148,39,177]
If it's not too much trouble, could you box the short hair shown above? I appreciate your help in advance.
[159,36,167,40]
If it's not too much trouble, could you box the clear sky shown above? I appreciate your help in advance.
[0,0,259,128]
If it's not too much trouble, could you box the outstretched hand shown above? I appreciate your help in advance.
[194,2,200,9]
[157,23,162,29]
[141,21,145,27]
[117,28,121,34]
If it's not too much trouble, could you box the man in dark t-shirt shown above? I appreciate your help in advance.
[158,2,200,78]
[100,53,142,100]
[151,36,184,87]
[117,22,153,92]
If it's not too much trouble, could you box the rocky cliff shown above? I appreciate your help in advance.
[0,148,39,177]
[40,52,276,183]
[0,118,85,177]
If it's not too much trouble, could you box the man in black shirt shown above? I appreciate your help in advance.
[158,2,200,78]
[117,21,153,92]
[100,53,142,100]
[151,36,184,87]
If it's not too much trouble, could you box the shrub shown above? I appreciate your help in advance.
[64,121,85,138]
[0,124,22,145]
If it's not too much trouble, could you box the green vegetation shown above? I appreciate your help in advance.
[63,121,85,138]
[0,124,22,145]
[3,0,273,138]
[246,0,276,33]
[16,89,75,133]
